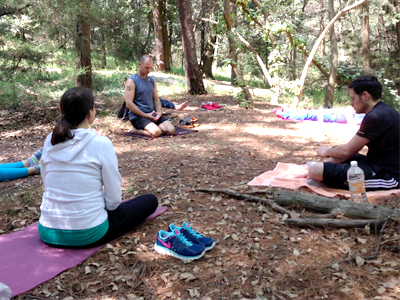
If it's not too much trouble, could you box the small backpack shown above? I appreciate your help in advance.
[117,101,129,121]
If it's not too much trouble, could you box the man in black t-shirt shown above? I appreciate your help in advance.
[299,76,400,191]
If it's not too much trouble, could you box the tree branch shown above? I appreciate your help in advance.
[294,0,368,107]
[0,2,33,17]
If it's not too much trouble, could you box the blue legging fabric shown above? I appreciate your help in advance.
[0,161,29,181]
[159,97,175,109]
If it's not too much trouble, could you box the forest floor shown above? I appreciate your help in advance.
[1,80,400,300]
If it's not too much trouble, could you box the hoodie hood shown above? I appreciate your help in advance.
[44,128,97,163]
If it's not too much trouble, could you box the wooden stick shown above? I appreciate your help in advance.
[285,218,386,230]
[195,188,292,216]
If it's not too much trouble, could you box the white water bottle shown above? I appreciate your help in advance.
[347,161,368,203]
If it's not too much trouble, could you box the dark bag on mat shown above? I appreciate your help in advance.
[117,101,129,120]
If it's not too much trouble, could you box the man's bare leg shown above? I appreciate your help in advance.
[159,120,176,135]
[175,101,188,111]
[143,122,162,138]
[307,162,324,181]
[129,123,161,138]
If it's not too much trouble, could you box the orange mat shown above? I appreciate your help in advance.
[248,162,400,199]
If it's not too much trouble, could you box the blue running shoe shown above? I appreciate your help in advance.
[154,229,206,262]
[168,222,216,251]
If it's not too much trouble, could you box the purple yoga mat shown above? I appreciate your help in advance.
[124,126,198,140]
[0,206,167,297]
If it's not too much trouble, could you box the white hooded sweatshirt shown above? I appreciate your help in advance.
[39,128,122,230]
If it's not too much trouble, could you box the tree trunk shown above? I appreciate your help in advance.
[160,0,170,71]
[202,33,216,79]
[177,0,206,95]
[397,21,400,96]
[153,0,166,71]
[320,0,325,56]
[286,30,330,80]
[250,0,279,102]
[100,27,106,69]
[394,0,400,96]
[361,2,371,75]
[199,0,215,79]
[379,14,391,52]
[230,4,238,85]
[293,0,368,108]
[223,0,253,107]
[324,0,338,108]
[273,190,400,222]
[75,0,92,90]
[212,36,218,74]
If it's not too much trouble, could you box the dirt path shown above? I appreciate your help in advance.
[1,95,399,300]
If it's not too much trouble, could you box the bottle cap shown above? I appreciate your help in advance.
[350,161,358,167]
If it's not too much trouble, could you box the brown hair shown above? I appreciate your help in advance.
[51,87,94,145]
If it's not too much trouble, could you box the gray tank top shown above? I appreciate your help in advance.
[128,73,155,120]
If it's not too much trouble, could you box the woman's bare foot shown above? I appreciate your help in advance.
[175,101,188,111]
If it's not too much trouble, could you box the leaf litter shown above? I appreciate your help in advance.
[0,94,399,299]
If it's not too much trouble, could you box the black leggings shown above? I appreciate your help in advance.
[46,194,158,249]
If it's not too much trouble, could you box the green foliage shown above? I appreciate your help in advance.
[170,66,185,76]
[382,79,400,110]
[92,71,131,96]
[213,66,231,82]
[234,90,251,109]
[157,79,187,98]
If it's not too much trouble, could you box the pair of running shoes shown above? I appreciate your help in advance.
[200,102,223,111]
[154,222,215,262]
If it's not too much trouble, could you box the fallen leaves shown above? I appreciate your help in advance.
[2,97,400,300]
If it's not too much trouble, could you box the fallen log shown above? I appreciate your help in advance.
[274,190,400,222]
[285,218,386,231]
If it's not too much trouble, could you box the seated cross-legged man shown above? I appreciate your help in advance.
[297,76,400,191]
[125,54,175,138]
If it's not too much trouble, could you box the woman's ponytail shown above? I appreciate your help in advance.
[51,87,94,145]
[51,116,73,145]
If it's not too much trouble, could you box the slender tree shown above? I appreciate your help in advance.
[361,2,371,74]
[324,0,338,108]
[161,0,171,71]
[75,0,92,90]
[177,0,206,94]
[294,0,368,108]
[223,0,253,107]
[394,0,400,95]
[153,0,166,71]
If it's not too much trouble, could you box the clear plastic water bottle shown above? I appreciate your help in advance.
[347,161,369,203]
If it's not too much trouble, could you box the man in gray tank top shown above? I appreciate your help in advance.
[125,55,176,138]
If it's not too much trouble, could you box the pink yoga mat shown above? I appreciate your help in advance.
[0,206,167,298]
[248,162,400,198]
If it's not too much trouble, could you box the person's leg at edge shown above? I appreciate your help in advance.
[0,167,29,181]
[130,117,161,138]
[86,194,158,248]
[160,98,175,109]
[175,101,188,111]
[0,161,40,181]
[158,120,176,135]
[160,97,188,111]
[307,162,324,182]
[0,147,42,170]
[144,122,163,137]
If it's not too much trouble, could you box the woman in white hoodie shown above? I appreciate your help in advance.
[38,87,158,248]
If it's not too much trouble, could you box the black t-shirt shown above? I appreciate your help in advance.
[357,101,400,180]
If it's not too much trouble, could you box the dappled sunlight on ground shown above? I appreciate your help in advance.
[1,95,399,299]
